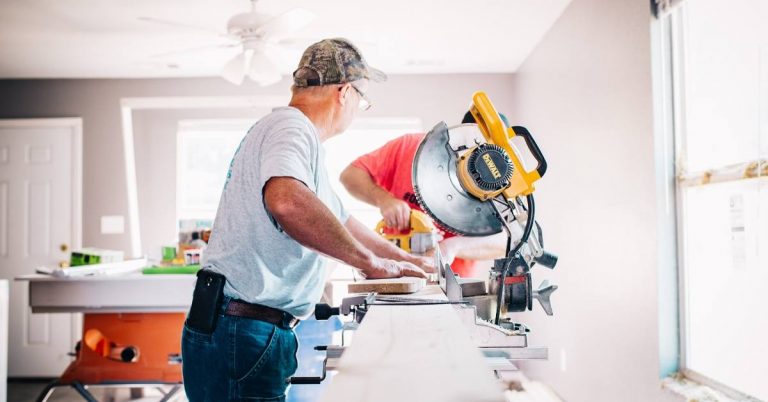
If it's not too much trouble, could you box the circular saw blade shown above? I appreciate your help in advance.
[412,122,503,236]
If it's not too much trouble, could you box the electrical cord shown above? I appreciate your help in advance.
[494,194,536,325]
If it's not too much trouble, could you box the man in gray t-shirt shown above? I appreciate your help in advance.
[181,38,434,402]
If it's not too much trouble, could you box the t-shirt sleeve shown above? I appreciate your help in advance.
[259,126,316,193]
[350,134,417,190]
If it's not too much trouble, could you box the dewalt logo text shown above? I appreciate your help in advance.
[482,154,502,179]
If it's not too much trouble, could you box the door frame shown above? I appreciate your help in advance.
[0,117,83,352]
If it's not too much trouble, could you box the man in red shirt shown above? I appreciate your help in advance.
[340,113,507,278]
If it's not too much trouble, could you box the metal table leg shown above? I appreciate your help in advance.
[35,380,61,402]
[71,381,100,402]
[157,385,183,402]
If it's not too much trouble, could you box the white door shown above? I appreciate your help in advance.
[0,119,82,377]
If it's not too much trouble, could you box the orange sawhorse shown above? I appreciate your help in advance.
[36,312,186,402]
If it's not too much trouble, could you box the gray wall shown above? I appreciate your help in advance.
[0,74,515,254]
[507,0,678,401]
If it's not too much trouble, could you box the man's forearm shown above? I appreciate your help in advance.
[339,165,392,207]
[340,165,412,230]
[264,177,377,273]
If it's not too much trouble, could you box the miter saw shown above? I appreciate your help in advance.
[298,93,560,385]
[413,91,559,325]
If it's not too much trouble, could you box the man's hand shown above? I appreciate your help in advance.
[379,197,411,230]
[340,165,411,230]
[398,261,430,279]
[406,254,437,273]
[364,257,428,279]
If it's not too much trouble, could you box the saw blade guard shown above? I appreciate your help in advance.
[412,122,504,236]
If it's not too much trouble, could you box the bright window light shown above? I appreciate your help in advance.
[176,119,254,224]
[176,116,422,229]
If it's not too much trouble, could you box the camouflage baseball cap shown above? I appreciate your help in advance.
[293,38,387,87]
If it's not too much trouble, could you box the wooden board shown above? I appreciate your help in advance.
[347,277,425,294]
[320,285,505,402]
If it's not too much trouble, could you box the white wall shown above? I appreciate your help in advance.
[507,0,679,401]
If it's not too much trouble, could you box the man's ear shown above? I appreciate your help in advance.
[337,84,350,107]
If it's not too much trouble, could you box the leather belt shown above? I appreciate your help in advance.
[225,299,300,329]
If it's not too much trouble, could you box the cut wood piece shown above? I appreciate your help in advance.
[347,277,425,294]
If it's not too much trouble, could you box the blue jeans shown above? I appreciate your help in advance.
[182,298,299,402]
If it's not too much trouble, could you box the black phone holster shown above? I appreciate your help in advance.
[186,269,226,334]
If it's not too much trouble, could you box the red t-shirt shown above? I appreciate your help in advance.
[351,133,483,278]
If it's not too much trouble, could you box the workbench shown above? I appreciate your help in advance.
[320,285,508,402]
[16,274,195,402]
[18,273,195,313]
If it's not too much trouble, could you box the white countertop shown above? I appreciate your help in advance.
[16,273,195,313]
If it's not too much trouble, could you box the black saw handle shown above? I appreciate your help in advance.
[511,126,548,178]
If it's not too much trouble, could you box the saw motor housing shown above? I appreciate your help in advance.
[465,92,548,199]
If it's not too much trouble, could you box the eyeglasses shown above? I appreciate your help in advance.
[349,84,372,111]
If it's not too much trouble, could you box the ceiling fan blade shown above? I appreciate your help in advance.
[222,53,246,85]
[248,52,282,86]
[277,37,379,50]
[276,37,313,48]
[256,8,316,39]
[150,43,239,59]
[137,16,228,37]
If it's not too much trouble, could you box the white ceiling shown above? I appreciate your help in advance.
[0,0,572,79]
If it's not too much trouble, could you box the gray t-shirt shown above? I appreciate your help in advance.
[202,106,348,319]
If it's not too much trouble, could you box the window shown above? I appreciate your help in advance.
[175,116,422,233]
[176,119,255,235]
[667,1,767,399]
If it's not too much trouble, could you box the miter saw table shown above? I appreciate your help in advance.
[310,279,559,402]
[317,285,513,402]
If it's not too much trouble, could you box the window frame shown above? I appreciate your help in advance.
[661,4,767,400]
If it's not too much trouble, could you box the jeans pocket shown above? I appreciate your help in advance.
[182,323,213,345]
[236,324,297,400]
[235,320,278,383]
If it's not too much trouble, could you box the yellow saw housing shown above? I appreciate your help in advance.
[458,91,547,200]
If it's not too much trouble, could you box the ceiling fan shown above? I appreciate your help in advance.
[139,0,316,85]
